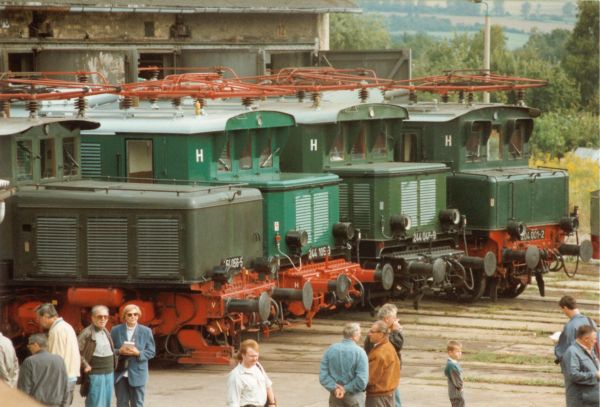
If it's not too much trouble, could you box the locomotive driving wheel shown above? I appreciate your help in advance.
[453,264,487,303]
[498,280,528,298]
[498,265,529,298]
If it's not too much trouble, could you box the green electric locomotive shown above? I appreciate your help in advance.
[0,112,286,365]
[397,101,593,298]
[268,95,496,303]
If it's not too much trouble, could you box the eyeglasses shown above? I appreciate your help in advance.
[95,315,109,319]
[126,313,139,317]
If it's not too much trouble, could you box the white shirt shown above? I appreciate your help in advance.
[226,363,272,407]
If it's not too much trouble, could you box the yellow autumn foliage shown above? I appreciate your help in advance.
[531,154,600,234]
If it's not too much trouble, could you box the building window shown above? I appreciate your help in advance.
[259,134,273,169]
[239,133,253,170]
[465,124,482,161]
[144,22,155,37]
[351,127,366,160]
[371,127,388,158]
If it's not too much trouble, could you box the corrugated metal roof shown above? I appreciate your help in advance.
[0,0,360,13]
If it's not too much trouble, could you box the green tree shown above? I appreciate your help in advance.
[329,13,392,50]
[562,0,599,112]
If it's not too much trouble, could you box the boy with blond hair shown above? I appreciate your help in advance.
[444,341,464,407]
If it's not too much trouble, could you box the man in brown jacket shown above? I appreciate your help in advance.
[78,305,117,407]
[365,321,400,407]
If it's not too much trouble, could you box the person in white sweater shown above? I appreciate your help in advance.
[36,303,81,407]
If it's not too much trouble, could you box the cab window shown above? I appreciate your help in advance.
[218,140,232,173]
[16,140,34,181]
[239,133,252,170]
[508,124,524,159]
[487,126,503,161]
[351,127,366,160]
[398,133,417,162]
[371,127,388,159]
[40,138,56,178]
[465,125,482,161]
[329,131,345,162]
[63,137,79,176]
[259,134,273,169]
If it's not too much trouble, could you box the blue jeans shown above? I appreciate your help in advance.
[395,387,402,407]
[86,373,114,407]
[115,377,145,407]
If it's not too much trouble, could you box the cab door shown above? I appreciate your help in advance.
[126,139,153,182]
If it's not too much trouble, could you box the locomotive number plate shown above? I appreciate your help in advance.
[223,256,244,269]
[412,230,437,243]
[308,245,331,260]
[521,229,545,241]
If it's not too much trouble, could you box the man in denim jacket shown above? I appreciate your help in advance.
[320,322,369,407]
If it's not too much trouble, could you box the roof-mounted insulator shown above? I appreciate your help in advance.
[0,100,10,118]
[149,97,158,109]
[311,92,321,108]
[26,100,39,118]
[468,92,474,105]
[171,98,182,109]
[194,98,204,116]
[150,69,160,81]
[296,90,306,103]
[216,69,224,78]
[359,88,368,103]
[242,97,254,108]
[458,90,465,104]
[120,96,133,110]
[77,73,89,83]
[442,93,449,103]
[75,96,87,117]
[517,90,525,106]
[409,90,417,104]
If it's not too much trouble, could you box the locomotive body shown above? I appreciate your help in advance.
[271,98,495,303]
[67,101,382,322]
[399,102,592,297]
[0,116,279,365]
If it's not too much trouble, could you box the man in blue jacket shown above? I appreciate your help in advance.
[111,304,156,407]
[320,322,369,407]
[555,295,599,364]
[560,325,600,407]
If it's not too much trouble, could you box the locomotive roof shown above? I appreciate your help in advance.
[0,0,360,13]
[401,102,536,123]
[257,98,408,124]
[0,117,100,136]
[328,162,448,177]
[15,180,262,208]
[38,104,295,135]
[459,167,567,179]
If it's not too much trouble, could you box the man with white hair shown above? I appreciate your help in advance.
[320,322,369,407]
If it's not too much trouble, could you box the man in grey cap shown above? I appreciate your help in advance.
[17,333,69,407]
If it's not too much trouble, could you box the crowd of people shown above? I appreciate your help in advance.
[1,303,155,407]
[0,296,598,407]
[225,296,599,407]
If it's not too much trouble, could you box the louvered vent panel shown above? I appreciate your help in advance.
[81,143,102,178]
[36,217,77,274]
[137,218,180,276]
[352,183,371,231]
[313,191,329,245]
[419,179,437,226]
[295,195,313,243]
[87,218,128,275]
[339,183,349,221]
[401,181,419,226]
